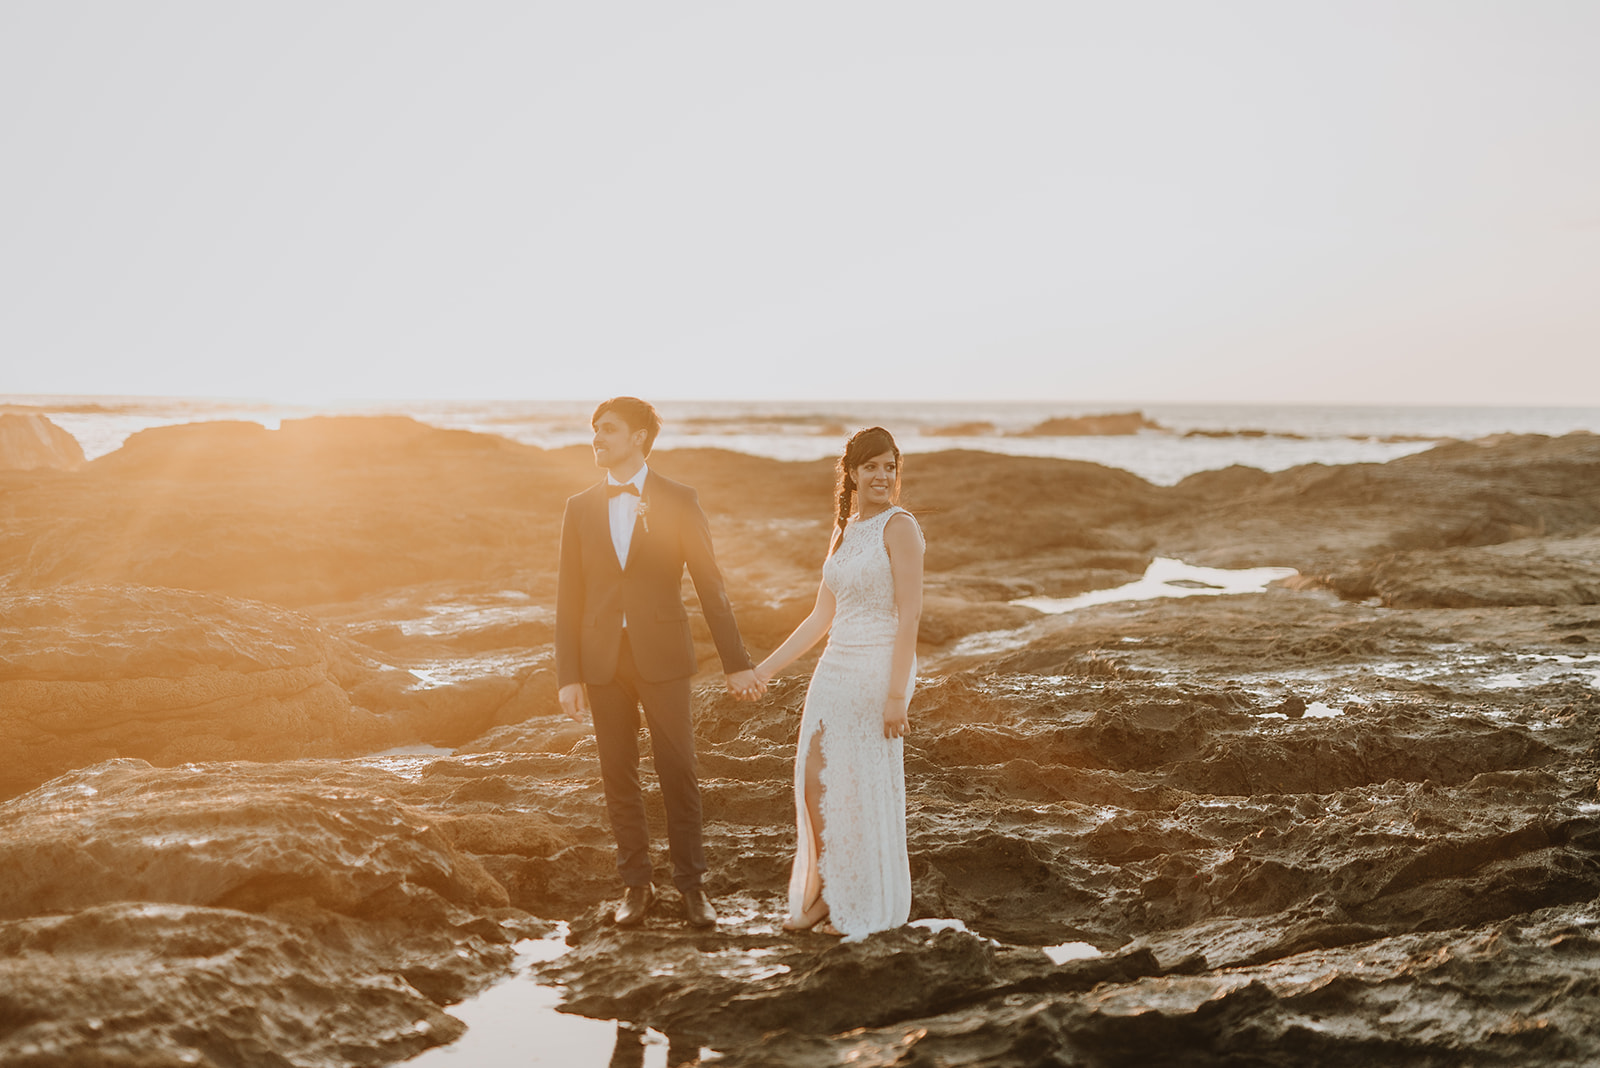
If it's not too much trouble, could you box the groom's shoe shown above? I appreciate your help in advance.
[681,887,717,928]
[614,885,655,928]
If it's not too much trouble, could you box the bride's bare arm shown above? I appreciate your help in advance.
[754,578,837,685]
[882,512,924,737]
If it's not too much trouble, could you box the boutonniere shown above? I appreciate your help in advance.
[636,497,651,533]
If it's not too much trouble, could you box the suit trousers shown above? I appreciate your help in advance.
[588,631,707,891]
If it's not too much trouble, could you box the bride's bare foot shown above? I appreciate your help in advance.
[815,920,844,937]
[783,899,832,932]
[783,906,830,933]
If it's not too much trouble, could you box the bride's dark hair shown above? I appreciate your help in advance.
[830,426,901,553]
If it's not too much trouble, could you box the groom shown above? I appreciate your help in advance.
[556,397,763,928]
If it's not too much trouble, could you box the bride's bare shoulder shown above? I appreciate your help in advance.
[883,508,924,549]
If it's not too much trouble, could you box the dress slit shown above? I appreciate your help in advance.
[784,506,919,939]
[787,721,827,925]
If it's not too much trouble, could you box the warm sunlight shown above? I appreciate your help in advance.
[4,3,1600,1065]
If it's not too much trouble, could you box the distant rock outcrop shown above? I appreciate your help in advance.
[924,420,997,436]
[1017,411,1165,436]
[0,412,85,470]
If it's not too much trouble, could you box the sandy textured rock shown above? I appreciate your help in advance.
[1325,531,1600,607]
[0,760,509,920]
[1159,432,1600,571]
[0,583,572,799]
[706,902,1600,1067]
[3,420,1600,1064]
[0,904,469,1067]
[0,416,592,606]
[0,758,553,1066]
[3,421,1599,614]
[0,585,398,799]
[0,412,84,471]
[414,579,1600,1065]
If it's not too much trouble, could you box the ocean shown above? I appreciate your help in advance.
[7,395,1599,486]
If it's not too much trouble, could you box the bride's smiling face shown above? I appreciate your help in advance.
[852,450,899,511]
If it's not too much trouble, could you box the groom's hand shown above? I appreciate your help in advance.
[726,669,764,701]
[558,683,590,722]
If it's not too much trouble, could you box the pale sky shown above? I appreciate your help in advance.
[2,2,1597,405]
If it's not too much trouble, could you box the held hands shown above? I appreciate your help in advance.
[882,695,909,739]
[558,683,590,723]
[726,669,766,702]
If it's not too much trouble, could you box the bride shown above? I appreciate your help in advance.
[753,426,924,939]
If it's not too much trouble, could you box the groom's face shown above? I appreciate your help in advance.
[592,412,647,470]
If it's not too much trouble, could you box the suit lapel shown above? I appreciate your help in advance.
[588,485,624,574]
[621,473,651,573]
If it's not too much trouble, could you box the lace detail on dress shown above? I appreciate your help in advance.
[786,506,920,939]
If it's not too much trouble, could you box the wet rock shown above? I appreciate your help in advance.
[4,420,1600,1064]
[0,582,576,798]
[0,760,508,919]
[0,759,556,1066]
[0,904,471,1067]
[1272,695,1307,718]
[714,901,1600,1067]
[0,585,399,799]
[555,925,1001,1045]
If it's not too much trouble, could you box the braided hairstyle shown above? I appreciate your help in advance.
[830,426,901,554]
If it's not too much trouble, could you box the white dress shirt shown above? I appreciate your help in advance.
[606,463,648,568]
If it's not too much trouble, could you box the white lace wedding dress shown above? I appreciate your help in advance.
[786,506,919,939]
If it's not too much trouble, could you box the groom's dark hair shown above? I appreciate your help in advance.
[593,396,662,456]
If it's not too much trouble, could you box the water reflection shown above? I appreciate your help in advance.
[1012,558,1298,615]
[945,558,1299,658]
[403,924,720,1067]
[608,1024,706,1068]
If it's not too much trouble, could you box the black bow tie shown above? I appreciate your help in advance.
[607,482,641,497]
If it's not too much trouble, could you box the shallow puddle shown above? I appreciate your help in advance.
[406,650,544,689]
[1480,652,1600,691]
[411,916,1017,1064]
[365,744,457,758]
[353,744,458,782]
[1346,649,1600,695]
[1043,941,1103,963]
[947,559,1298,657]
[1013,558,1298,615]
[1255,701,1345,720]
[407,925,720,1067]
[395,593,552,638]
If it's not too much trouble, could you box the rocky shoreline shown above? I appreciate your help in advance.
[2,417,1598,1065]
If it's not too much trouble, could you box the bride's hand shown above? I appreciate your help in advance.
[882,698,909,739]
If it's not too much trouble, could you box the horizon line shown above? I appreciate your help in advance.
[7,393,1600,413]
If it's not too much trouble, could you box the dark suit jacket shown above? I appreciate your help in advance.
[555,470,753,686]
